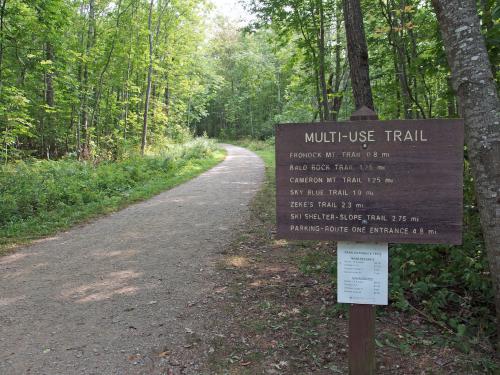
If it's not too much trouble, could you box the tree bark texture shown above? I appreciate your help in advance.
[0,0,7,93]
[343,0,374,110]
[317,0,330,120]
[432,0,500,348]
[328,1,347,121]
[343,2,378,371]
[141,0,154,155]
[80,0,95,159]
[44,42,55,157]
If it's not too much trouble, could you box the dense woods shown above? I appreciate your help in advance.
[0,0,214,161]
[200,0,498,139]
[1,0,499,361]
[1,0,497,155]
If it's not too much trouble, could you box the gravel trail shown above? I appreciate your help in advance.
[0,145,264,375]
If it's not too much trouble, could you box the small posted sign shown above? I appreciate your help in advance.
[337,242,388,305]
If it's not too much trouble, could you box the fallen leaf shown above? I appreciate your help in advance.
[128,354,141,361]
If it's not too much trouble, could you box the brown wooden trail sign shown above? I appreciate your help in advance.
[275,108,464,375]
[275,118,464,245]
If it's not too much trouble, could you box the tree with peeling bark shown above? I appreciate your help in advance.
[432,0,500,349]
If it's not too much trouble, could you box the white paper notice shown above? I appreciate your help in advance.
[337,242,388,305]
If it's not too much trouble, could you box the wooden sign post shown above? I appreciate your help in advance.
[275,107,464,374]
[346,107,378,375]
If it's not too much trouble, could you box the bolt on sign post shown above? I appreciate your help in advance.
[275,107,464,374]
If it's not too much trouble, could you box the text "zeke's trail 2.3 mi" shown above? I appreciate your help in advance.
[275,119,464,245]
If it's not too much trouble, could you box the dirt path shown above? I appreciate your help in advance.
[0,145,264,375]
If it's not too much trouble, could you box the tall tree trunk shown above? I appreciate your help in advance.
[44,42,55,158]
[407,24,432,117]
[328,69,348,121]
[141,0,154,155]
[394,44,412,118]
[317,0,330,120]
[379,0,412,118]
[329,1,347,121]
[45,43,55,108]
[276,62,281,109]
[91,0,122,144]
[164,78,170,116]
[0,0,6,93]
[395,0,413,118]
[398,0,427,119]
[432,0,500,350]
[81,0,95,159]
[446,76,456,118]
[122,32,133,142]
[343,2,377,372]
[69,103,75,154]
[76,26,83,157]
[314,66,323,121]
[479,0,497,79]
[343,0,374,109]
[293,6,323,118]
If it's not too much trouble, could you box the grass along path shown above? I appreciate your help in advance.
[0,138,226,255]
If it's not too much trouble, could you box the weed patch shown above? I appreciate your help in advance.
[0,138,225,254]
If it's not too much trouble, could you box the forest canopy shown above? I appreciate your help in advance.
[0,0,498,160]
[200,0,498,138]
[0,0,217,161]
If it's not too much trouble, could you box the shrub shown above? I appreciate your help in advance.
[389,162,495,339]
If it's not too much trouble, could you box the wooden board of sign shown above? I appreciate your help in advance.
[276,119,464,244]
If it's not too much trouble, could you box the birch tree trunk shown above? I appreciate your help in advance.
[432,0,500,349]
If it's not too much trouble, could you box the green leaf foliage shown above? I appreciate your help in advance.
[0,138,224,251]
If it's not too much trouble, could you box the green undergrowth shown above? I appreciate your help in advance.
[234,138,495,351]
[0,138,225,254]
